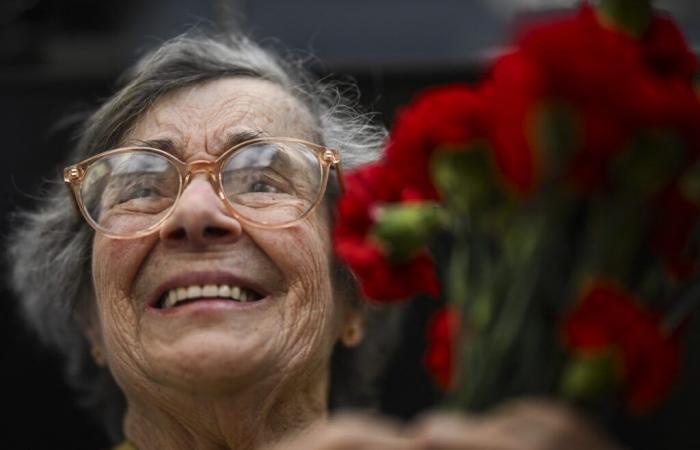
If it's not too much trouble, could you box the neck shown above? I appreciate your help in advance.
[122,370,329,450]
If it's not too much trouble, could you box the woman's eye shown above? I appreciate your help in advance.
[116,185,161,204]
[249,180,280,193]
[129,187,157,199]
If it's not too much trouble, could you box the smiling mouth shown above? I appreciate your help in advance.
[156,284,264,309]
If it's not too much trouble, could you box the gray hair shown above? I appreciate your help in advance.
[7,30,396,442]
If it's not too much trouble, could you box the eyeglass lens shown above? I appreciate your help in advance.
[79,141,324,236]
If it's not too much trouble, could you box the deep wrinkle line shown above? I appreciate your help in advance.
[126,129,266,161]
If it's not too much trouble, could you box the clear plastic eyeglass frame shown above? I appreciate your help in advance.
[63,137,343,239]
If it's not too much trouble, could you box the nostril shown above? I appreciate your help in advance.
[203,226,231,238]
[167,228,187,241]
[158,190,243,245]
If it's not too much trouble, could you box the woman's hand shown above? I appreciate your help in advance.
[410,398,623,450]
[269,414,420,450]
[268,399,623,450]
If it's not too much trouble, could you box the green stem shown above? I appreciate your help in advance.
[664,276,700,333]
[448,237,470,311]
[478,214,549,400]
[449,209,552,409]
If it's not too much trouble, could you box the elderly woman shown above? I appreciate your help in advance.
[10,31,391,448]
[9,31,620,450]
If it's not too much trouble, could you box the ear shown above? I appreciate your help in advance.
[339,308,365,348]
[80,306,107,367]
[84,321,104,348]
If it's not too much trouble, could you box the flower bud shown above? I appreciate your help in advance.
[371,202,445,262]
[560,352,619,404]
[431,146,499,211]
[597,0,652,38]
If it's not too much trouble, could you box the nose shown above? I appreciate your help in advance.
[159,176,243,248]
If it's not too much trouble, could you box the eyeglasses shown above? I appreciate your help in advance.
[64,137,342,239]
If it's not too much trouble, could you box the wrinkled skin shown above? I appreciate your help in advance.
[86,78,362,450]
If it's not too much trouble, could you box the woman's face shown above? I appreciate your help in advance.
[89,78,353,400]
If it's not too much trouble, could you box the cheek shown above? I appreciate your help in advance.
[254,211,332,288]
[91,236,155,343]
[252,219,339,362]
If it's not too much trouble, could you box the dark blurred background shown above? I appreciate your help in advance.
[2,1,700,449]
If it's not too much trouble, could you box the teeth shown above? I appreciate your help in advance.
[202,284,218,297]
[187,285,202,298]
[164,290,178,308]
[160,284,259,308]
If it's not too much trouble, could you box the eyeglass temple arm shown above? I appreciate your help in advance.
[333,161,344,192]
[63,166,84,213]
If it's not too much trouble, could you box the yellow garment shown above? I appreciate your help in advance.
[112,442,136,450]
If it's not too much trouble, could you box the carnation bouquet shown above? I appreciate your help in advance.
[334,0,700,418]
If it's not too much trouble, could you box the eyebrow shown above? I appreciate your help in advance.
[126,130,266,158]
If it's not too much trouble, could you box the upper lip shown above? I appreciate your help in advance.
[148,270,270,308]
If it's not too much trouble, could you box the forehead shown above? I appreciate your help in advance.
[124,77,319,157]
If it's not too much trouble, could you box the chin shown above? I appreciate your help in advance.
[140,330,278,395]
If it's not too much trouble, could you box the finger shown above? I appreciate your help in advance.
[409,413,519,450]
[410,412,482,438]
[485,399,622,450]
[490,397,571,421]
[489,398,592,438]
[270,414,418,450]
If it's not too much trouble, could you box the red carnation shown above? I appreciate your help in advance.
[562,281,681,414]
[567,104,630,191]
[483,52,543,194]
[515,6,646,192]
[384,85,490,200]
[423,306,461,391]
[518,6,642,105]
[497,5,700,193]
[641,14,697,81]
[333,163,440,302]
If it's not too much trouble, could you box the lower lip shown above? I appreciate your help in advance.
[148,296,270,316]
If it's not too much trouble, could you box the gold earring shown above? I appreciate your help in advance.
[342,324,361,346]
[91,346,106,366]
